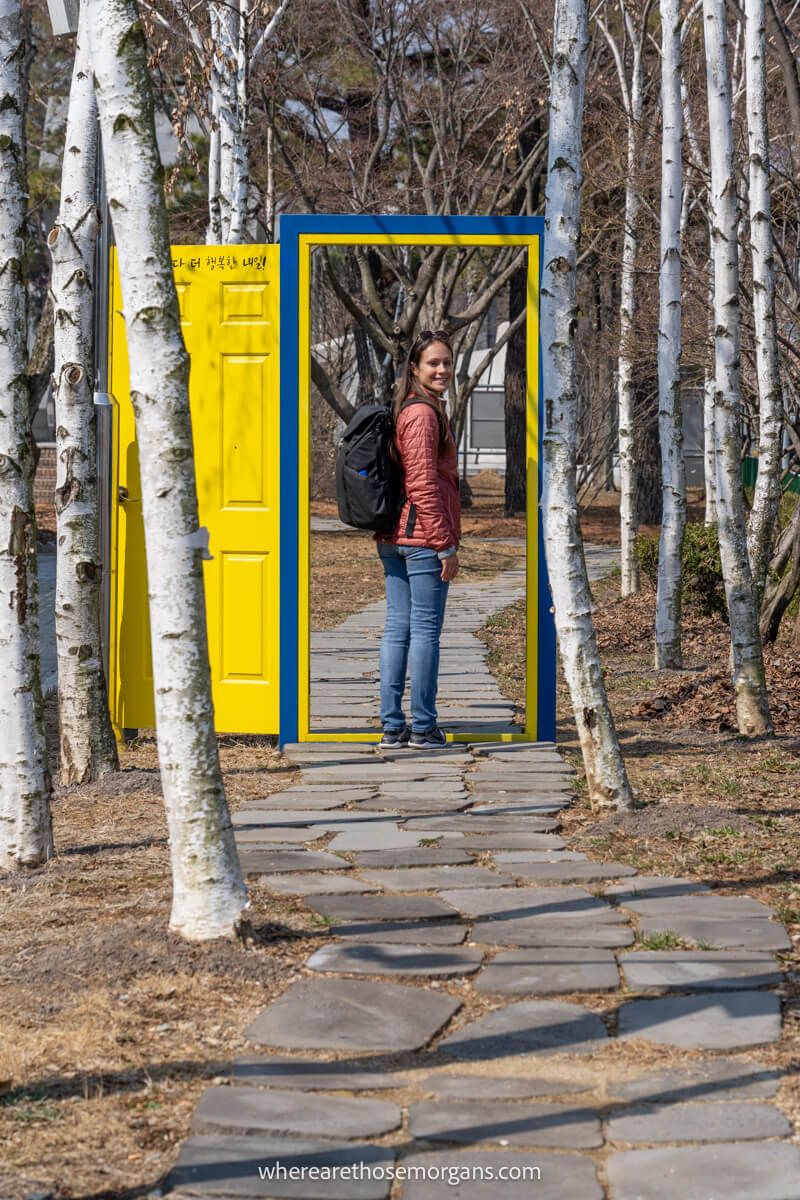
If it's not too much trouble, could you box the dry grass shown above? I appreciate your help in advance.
[0,731,324,1200]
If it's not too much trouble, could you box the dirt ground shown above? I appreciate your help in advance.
[3,478,798,1196]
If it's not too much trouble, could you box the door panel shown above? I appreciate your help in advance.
[109,247,280,734]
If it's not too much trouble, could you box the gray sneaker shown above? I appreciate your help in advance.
[409,726,448,749]
[379,725,410,749]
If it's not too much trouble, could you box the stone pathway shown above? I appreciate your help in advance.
[309,540,619,736]
[167,741,797,1200]
[310,568,525,735]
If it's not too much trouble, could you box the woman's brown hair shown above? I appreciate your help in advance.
[392,329,453,446]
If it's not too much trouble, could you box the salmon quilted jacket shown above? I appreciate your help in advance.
[382,400,461,553]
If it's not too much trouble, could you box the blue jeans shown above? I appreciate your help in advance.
[378,544,449,733]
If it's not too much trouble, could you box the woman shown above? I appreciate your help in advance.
[377,330,461,749]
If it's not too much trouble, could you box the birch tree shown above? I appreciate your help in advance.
[743,0,783,598]
[542,0,634,810]
[702,0,772,736]
[49,7,119,785]
[156,0,290,242]
[654,0,686,668]
[596,0,653,596]
[86,0,248,938]
[0,0,53,870]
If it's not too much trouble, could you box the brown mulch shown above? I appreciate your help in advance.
[597,584,800,735]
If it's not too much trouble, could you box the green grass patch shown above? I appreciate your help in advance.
[637,930,684,950]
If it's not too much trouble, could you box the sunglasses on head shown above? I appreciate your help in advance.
[416,328,451,344]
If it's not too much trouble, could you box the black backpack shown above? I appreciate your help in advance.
[335,401,404,532]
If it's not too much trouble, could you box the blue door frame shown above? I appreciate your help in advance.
[278,213,555,746]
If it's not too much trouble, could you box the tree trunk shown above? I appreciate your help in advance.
[0,0,53,870]
[635,384,663,524]
[655,0,687,669]
[504,259,526,514]
[87,0,248,938]
[702,0,772,736]
[208,1,244,244]
[542,0,634,811]
[760,498,800,643]
[764,0,800,169]
[744,0,783,599]
[616,33,646,598]
[49,6,119,786]
[703,354,717,523]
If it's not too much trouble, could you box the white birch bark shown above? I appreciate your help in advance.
[49,6,119,785]
[207,72,223,243]
[703,331,717,522]
[542,0,634,810]
[209,0,240,243]
[0,0,53,870]
[655,0,687,668]
[228,0,250,243]
[682,75,717,524]
[743,0,783,597]
[205,0,289,244]
[702,0,772,735]
[87,0,248,938]
[598,3,647,596]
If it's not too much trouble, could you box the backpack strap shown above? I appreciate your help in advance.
[398,396,448,446]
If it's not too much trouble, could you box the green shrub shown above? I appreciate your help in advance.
[634,523,726,619]
[634,533,660,588]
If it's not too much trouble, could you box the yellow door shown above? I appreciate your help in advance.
[108,246,280,734]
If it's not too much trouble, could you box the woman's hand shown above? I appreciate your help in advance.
[440,553,460,582]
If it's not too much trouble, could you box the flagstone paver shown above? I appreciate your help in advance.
[606,1100,791,1144]
[407,1097,603,1147]
[192,1085,402,1138]
[232,1055,407,1090]
[439,998,609,1058]
[358,865,509,891]
[633,912,792,951]
[305,940,484,977]
[304,892,459,922]
[438,885,630,922]
[475,947,620,995]
[495,850,588,862]
[419,1073,594,1098]
[619,950,782,991]
[260,873,377,896]
[403,815,560,833]
[246,978,461,1052]
[167,570,794,1198]
[471,917,637,948]
[605,1144,800,1200]
[166,1136,395,1198]
[400,1150,603,1199]
[327,918,469,944]
[350,847,473,867]
[458,833,568,851]
[606,1060,783,1102]
[604,875,711,899]
[617,990,782,1049]
[239,848,347,873]
[498,860,638,883]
